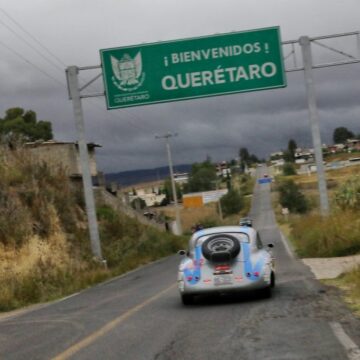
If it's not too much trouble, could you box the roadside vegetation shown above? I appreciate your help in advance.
[325,267,360,317]
[0,126,256,311]
[0,143,185,311]
[272,131,360,315]
[275,171,360,258]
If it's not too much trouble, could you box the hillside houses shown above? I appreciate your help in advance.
[270,138,360,175]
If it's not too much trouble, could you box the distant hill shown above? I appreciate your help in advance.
[105,164,192,186]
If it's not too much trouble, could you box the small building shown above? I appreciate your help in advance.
[183,189,228,208]
[294,148,314,163]
[26,140,101,178]
[270,151,284,160]
[123,180,166,207]
[174,172,189,184]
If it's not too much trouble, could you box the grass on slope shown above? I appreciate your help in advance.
[0,144,186,311]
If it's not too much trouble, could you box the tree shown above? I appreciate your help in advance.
[163,178,182,202]
[239,147,250,164]
[249,154,259,163]
[220,189,244,216]
[226,171,232,190]
[187,160,217,192]
[239,147,260,171]
[283,162,296,176]
[278,180,308,214]
[0,107,53,142]
[287,139,297,162]
[333,127,354,144]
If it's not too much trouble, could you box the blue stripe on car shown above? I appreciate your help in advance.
[183,245,202,285]
[242,242,265,280]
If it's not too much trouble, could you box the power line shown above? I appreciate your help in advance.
[0,9,171,138]
[0,16,65,73]
[0,8,66,68]
[0,9,154,134]
[0,39,66,86]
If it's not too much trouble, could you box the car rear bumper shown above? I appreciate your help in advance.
[178,276,270,295]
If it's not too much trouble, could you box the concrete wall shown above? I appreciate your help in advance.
[27,143,98,176]
[96,188,166,232]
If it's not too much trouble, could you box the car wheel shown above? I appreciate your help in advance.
[270,272,275,288]
[201,234,240,262]
[181,294,194,305]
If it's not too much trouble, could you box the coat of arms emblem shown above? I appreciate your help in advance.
[111,52,145,92]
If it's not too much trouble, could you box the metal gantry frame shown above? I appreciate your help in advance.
[66,31,360,258]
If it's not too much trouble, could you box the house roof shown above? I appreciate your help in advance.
[25,140,102,148]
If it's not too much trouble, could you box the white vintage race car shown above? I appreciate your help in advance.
[178,226,275,305]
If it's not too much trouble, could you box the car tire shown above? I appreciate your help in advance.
[201,234,240,262]
[181,294,194,305]
[270,272,275,288]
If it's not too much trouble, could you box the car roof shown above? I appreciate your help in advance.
[189,225,256,248]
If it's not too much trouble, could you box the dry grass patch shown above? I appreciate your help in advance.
[324,266,360,317]
[290,211,360,258]
[156,203,220,234]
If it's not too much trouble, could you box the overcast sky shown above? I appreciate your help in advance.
[1,0,360,173]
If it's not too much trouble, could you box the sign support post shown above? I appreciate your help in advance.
[299,37,329,216]
[66,66,104,261]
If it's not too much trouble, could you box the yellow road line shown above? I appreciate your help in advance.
[52,283,176,360]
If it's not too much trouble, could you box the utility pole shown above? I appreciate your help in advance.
[212,180,223,221]
[156,132,182,235]
[66,66,104,262]
[299,36,330,216]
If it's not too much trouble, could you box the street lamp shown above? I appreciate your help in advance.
[156,132,182,235]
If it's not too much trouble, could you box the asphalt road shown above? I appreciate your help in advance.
[1,172,360,360]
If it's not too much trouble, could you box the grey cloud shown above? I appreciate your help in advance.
[1,0,359,173]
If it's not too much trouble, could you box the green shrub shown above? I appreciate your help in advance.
[220,189,244,216]
[335,176,360,210]
[200,217,220,229]
[278,179,308,214]
[98,206,186,268]
[282,162,296,176]
[239,174,254,195]
[131,197,146,210]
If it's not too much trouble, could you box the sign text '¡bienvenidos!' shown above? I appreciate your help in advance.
[165,42,267,65]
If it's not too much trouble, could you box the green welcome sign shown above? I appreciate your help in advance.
[100,27,286,109]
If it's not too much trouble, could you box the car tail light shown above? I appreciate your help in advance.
[215,265,231,271]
